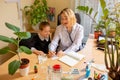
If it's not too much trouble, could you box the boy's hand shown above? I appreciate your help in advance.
[47,51,56,58]
[33,49,44,55]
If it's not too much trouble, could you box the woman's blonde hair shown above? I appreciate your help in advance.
[60,8,76,26]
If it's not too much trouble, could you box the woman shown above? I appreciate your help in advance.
[48,8,84,57]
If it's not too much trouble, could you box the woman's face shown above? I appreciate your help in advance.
[39,26,50,38]
[61,13,70,28]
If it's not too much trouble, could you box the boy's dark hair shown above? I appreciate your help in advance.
[39,21,50,30]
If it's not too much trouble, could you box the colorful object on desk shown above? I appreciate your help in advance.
[52,64,62,80]
[34,65,38,73]
[94,71,98,80]
[94,71,108,80]
[31,78,35,80]
[85,64,91,78]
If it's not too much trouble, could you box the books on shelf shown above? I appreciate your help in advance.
[59,51,85,67]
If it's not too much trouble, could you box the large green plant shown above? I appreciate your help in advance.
[0,22,32,75]
[77,4,105,31]
[77,5,98,23]
[24,0,49,26]
[99,0,120,79]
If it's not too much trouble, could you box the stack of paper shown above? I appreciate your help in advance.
[59,51,85,67]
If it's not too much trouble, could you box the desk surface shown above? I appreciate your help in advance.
[0,39,105,80]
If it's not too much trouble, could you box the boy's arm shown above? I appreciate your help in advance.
[31,47,44,55]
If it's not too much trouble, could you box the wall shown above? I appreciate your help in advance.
[0,0,21,64]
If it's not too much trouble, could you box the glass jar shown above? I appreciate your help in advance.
[51,64,62,80]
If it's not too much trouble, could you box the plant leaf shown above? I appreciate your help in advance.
[100,0,106,11]
[89,8,93,15]
[5,22,20,32]
[103,9,109,18]
[85,6,89,13]
[77,6,85,11]
[94,12,98,19]
[0,47,10,55]
[0,35,16,44]
[19,46,32,54]
[8,60,20,75]
[14,32,31,39]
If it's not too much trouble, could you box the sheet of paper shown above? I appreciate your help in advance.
[59,55,79,67]
[66,51,85,61]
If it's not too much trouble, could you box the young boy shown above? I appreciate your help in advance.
[20,22,51,55]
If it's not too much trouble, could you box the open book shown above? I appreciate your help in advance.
[59,51,85,67]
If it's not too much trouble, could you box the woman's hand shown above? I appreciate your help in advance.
[57,50,64,57]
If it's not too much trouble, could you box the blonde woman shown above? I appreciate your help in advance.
[48,8,84,57]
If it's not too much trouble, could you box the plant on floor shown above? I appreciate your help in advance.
[0,22,32,75]
[99,0,120,79]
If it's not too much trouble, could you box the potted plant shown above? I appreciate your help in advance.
[99,0,120,79]
[108,22,116,37]
[93,20,105,39]
[0,22,32,76]
[24,0,49,31]
[77,5,103,39]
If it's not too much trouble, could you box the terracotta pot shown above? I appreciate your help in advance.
[94,31,102,39]
[19,58,30,76]
[108,71,120,80]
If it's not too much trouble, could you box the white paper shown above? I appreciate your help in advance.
[59,51,85,67]
[66,51,85,61]
[59,55,79,67]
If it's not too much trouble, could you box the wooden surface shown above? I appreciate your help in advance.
[0,38,106,80]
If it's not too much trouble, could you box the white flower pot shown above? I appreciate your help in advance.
[19,66,29,76]
[19,58,30,76]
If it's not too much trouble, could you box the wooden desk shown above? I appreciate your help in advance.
[0,39,105,80]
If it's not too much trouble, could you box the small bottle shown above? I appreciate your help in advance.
[85,64,91,78]
[34,65,38,73]
[51,64,62,80]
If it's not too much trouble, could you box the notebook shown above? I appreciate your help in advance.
[59,51,85,67]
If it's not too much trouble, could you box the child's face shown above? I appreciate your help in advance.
[39,26,50,38]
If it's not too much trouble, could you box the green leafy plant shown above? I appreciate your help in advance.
[77,5,98,23]
[94,20,105,31]
[99,0,120,79]
[0,22,32,75]
[24,0,49,26]
[77,4,104,32]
